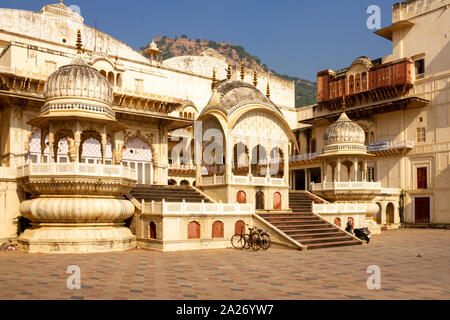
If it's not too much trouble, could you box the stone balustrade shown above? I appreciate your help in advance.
[199,174,285,187]
[289,152,317,162]
[311,181,382,191]
[312,202,372,214]
[141,199,254,216]
[16,162,136,180]
[369,140,414,152]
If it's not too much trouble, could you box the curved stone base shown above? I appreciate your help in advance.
[18,224,136,254]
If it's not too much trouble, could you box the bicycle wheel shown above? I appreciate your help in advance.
[243,234,251,249]
[251,233,261,251]
[261,233,271,250]
[231,234,245,249]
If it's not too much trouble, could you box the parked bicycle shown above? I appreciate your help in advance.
[231,224,270,251]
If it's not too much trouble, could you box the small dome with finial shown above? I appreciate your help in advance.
[43,30,113,105]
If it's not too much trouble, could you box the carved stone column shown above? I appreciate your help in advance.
[336,158,341,182]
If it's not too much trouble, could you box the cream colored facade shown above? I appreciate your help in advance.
[0,0,448,251]
[292,0,450,227]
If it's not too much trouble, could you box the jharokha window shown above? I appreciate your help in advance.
[417,167,427,189]
[416,127,426,143]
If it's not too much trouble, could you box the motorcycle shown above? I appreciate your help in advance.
[354,227,371,243]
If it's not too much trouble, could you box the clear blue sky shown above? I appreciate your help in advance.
[5,0,398,81]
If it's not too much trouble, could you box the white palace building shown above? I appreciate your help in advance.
[0,0,448,253]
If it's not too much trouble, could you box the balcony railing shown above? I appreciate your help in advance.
[311,181,382,191]
[168,163,196,171]
[16,163,136,180]
[312,202,370,214]
[369,140,414,152]
[141,199,254,216]
[200,174,285,187]
[289,152,317,162]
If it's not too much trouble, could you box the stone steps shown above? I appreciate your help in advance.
[257,191,362,250]
[130,185,211,203]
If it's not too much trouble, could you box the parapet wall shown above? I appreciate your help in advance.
[392,0,450,23]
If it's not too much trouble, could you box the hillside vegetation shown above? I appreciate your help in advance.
[140,36,317,108]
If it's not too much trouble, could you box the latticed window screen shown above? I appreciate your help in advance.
[416,127,426,142]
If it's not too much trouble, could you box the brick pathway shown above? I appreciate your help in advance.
[0,229,449,300]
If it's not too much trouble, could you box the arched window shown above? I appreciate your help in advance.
[273,192,282,210]
[149,221,156,239]
[235,220,245,235]
[212,221,224,238]
[168,179,177,185]
[256,191,264,210]
[386,203,395,224]
[108,72,115,86]
[355,74,361,93]
[361,72,367,90]
[237,190,246,204]
[188,221,200,239]
[349,75,355,94]
[116,73,122,88]
[180,180,189,186]
[122,137,153,185]
[334,218,341,227]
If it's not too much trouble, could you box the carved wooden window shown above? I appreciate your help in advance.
[417,167,427,189]
[416,127,426,142]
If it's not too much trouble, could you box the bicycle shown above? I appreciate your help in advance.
[231,224,261,250]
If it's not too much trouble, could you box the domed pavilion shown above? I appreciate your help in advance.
[16,32,137,253]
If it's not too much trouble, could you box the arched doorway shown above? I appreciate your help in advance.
[273,192,281,210]
[168,179,177,185]
[256,191,264,210]
[149,221,156,239]
[237,190,246,204]
[386,203,395,224]
[180,180,189,186]
[122,137,153,185]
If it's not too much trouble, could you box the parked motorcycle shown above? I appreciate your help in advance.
[354,227,371,243]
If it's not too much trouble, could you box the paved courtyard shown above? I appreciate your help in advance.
[0,229,449,300]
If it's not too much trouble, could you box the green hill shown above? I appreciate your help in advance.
[140,36,317,108]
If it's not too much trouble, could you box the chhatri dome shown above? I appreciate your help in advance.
[44,29,113,105]
[29,30,122,130]
[321,98,368,156]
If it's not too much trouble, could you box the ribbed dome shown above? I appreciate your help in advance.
[200,80,283,118]
[44,56,113,105]
[324,112,365,145]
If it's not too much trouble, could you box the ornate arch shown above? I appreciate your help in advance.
[124,130,157,162]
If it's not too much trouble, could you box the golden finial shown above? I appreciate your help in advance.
[227,63,232,81]
[60,0,64,4]
[211,68,216,90]
[76,29,83,54]
[342,95,346,111]
[266,81,270,99]
[253,68,258,87]
[240,61,245,81]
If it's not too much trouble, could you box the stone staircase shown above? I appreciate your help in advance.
[258,191,362,250]
[130,185,212,203]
